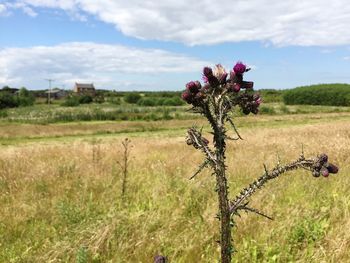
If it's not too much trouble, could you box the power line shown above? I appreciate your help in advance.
[44,79,54,104]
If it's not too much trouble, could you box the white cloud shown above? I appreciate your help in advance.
[4,0,350,46]
[0,3,9,16]
[0,42,210,90]
[344,56,350,60]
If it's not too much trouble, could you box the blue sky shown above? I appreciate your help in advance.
[0,1,349,91]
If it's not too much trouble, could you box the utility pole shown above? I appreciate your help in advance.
[45,79,54,104]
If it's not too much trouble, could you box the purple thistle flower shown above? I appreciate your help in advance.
[186,81,199,94]
[233,61,246,74]
[326,163,339,174]
[194,80,202,89]
[232,83,241,93]
[321,167,329,177]
[203,66,213,78]
[208,75,219,87]
[255,97,262,106]
[154,255,167,263]
[181,91,193,104]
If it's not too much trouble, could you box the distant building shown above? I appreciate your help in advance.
[73,83,96,96]
[45,88,68,99]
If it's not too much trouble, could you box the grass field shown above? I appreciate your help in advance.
[1,102,350,124]
[1,109,350,262]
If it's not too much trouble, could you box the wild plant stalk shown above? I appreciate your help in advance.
[118,138,131,199]
[182,62,339,263]
[91,139,102,175]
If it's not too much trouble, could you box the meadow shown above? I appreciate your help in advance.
[1,104,350,262]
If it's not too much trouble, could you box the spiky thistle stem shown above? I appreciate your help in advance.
[182,62,338,263]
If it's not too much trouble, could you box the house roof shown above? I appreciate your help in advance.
[45,88,67,94]
[75,83,95,89]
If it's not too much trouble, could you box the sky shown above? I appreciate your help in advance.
[0,0,349,91]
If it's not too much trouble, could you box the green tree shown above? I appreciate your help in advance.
[0,92,18,109]
[17,87,35,106]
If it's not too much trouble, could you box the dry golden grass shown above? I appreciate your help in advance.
[0,117,349,262]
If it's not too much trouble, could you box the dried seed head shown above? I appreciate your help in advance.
[213,64,228,84]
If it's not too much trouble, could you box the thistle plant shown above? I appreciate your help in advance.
[181,62,339,263]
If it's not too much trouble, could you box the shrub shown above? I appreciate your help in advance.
[61,96,80,107]
[259,105,276,115]
[108,97,121,105]
[162,97,185,106]
[259,89,284,103]
[279,104,290,114]
[78,95,93,104]
[124,93,141,104]
[283,84,350,106]
[17,88,35,107]
[0,109,8,118]
[0,92,19,109]
[0,87,35,109]
[94,95,105,104]
[137,98,156,106]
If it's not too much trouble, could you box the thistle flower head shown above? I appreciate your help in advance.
[321,167,330,177]
[182,61,260,109]
[319,153,328,164]
[181,90,193,104]
[203,66,213,78]
[233,61,246,74]
[186,81,199,94]
[253,94,262,105]
[228,83,240,93]
[213,64,228,83]
[154,255,167,263]
[326,163,339,174]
